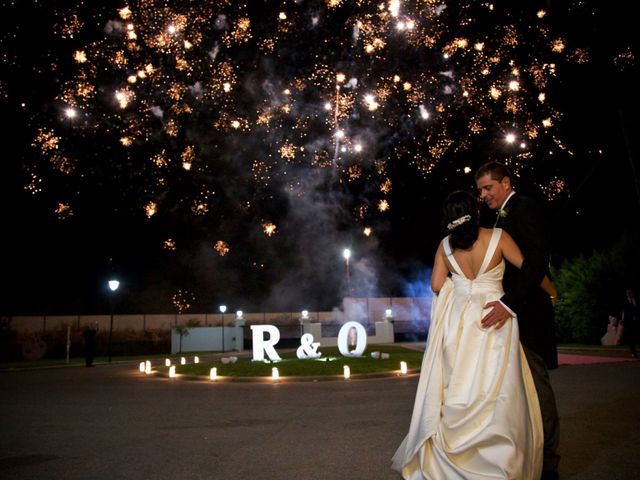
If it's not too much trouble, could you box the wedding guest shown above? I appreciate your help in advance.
[601,315,622,346]
[83,323,97,367]
[622,288,638,358]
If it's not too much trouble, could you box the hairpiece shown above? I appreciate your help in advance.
[446,214,471,230]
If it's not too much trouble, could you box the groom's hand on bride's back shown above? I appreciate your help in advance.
[481,301,511,329]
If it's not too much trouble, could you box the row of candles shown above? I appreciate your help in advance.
[139,357,409,380]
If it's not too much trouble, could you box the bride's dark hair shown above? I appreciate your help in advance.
[442,190,479,250]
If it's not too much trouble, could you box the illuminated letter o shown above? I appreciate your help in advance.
[337,321,367,357]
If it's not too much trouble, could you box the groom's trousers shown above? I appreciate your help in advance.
[523,346,561,474]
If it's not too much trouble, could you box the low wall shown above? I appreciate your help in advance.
[303,321,395,347]
[171,326,242,354]
[4,296,432,339]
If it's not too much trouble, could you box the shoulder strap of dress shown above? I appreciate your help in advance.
[478,228,502,275]
[443,236,465,277]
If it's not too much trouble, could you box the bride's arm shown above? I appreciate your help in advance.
[501,231,557,303]
[431,241,448,294]
[500,231,524,269]
[500,231,558,305]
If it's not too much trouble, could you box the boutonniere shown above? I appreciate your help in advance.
[499,208,509,218]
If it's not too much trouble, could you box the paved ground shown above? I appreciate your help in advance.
[1,350,639,479]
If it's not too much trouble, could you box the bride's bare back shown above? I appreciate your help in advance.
[431,228,524,293]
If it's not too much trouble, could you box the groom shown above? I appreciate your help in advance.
[475,161,560,480]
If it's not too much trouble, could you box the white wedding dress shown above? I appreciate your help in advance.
[392,229,542,480]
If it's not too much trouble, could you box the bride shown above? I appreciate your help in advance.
[392,191,543,479]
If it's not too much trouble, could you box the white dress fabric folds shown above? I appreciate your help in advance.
[392,229,542,480]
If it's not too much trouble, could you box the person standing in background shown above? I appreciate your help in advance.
[83,323,97,367]
[622,288,638,358]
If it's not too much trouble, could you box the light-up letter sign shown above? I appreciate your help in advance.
[337,321,367,357]
[250,325,282,362]
[296,333,321,359]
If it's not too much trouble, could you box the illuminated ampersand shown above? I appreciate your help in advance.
[296,333,322,359]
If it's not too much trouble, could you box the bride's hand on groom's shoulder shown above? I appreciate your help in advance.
[481,301,511,329]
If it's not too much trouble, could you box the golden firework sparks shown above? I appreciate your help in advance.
[172,289,195,314]
[54,203,73,219]
[262,222,277,236]
[214,240,230,256]
[145,201,157,218]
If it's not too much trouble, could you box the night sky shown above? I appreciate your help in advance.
[0,0,638,316]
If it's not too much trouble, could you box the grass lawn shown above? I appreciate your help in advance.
[2,345,630,373]
[155,345,425,378]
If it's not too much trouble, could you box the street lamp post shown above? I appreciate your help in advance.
[235,310,245,352]
[299,309,309,338]
[107,279,120,363]
[219,305,227,353]
[343,248,352,296]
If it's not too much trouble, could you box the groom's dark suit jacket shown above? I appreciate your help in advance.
[490,194,558,369]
